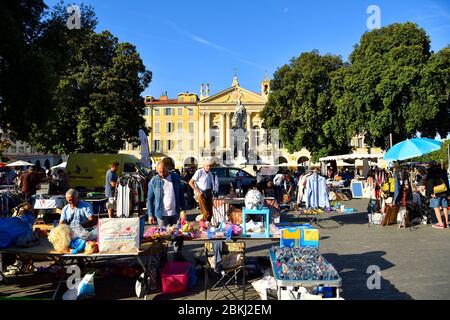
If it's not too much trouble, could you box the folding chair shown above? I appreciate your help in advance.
[204,241,246,300]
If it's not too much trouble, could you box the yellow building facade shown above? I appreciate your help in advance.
[122,75,312,170]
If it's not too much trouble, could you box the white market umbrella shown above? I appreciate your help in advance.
[51,162,67,170]
[6,160,34,167]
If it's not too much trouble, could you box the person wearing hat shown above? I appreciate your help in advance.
[189,159,218,221]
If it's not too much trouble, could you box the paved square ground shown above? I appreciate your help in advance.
[1,199,450,300]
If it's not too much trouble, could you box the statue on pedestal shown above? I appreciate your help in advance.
[232,99,246,130]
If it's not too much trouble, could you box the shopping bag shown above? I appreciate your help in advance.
[98,218,140,253]
[77,273,96,298]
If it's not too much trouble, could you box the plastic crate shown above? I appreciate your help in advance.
[161,261,191,294]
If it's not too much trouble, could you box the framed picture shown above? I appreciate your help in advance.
[350,181,364,199]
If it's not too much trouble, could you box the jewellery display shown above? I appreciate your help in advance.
[272,246,339,281]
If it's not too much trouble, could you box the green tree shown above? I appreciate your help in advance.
[417,47,450,138]
[0,0,54,141]
[0,140,11,162]
[416,139,450,164]
[261,50,348,161]
[27,2,152,154]
[327,23,449,149]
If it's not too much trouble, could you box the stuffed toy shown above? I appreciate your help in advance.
[48,224,87,254]
[198,220,210,231]
[69,238,86,254]
[48,224,72,253]
[84,241,99,254]
[179,211,187,226]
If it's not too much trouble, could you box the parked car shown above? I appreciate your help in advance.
[210,167,256,195]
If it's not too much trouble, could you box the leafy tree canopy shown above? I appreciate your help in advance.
[1,0,152,154]
[261,50,348,161]
[327,22,448,149]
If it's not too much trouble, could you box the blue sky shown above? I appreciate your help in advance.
[45,0,450,99]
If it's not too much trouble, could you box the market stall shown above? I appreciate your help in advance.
[0,238,168,299]
[212,197,280,226]
[369,138,444,229]
[269,246,342,300]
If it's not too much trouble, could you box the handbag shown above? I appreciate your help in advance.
[381,177,396,193]
[434,179,448,195]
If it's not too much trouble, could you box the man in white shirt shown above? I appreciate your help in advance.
[189,160,216,221]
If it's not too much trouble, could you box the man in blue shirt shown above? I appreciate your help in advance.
[105,162,119,218]
[60,189,95,229]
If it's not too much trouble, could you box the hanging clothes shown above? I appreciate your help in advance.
[297,173,312,204]
[393,171,402,205]
[116,182,131,218]
[115,174,147,218]
[0,189,23,217]
[305,173,329,209]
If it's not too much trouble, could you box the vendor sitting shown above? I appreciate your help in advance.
[59,189,97,239]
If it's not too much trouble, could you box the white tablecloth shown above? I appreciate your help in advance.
[34,197,67,209]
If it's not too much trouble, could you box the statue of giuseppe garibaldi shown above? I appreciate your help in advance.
[233,101,246,130]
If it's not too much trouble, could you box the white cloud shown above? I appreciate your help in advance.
[162,19,265,70]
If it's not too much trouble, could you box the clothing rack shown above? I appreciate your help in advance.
[115,173,147,218]
[0,189,24,217]
[0,185,18,191]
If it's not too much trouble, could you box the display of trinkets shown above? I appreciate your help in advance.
[272,246,339,281]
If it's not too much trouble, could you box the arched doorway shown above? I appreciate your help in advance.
[44,159,50,170]
[297,156,309,165]
[35,160,41,168]
[297,156,309,174]
[184,157,198,169]
[275,156,288,165]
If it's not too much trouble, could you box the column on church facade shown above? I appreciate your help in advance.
[226,112,232,149]
[221,113,226,149]
[247,112,253,149]
[205,112,211,151]
[199,112,205,149]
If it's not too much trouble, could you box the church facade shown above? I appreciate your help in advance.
[121,75,312,171]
